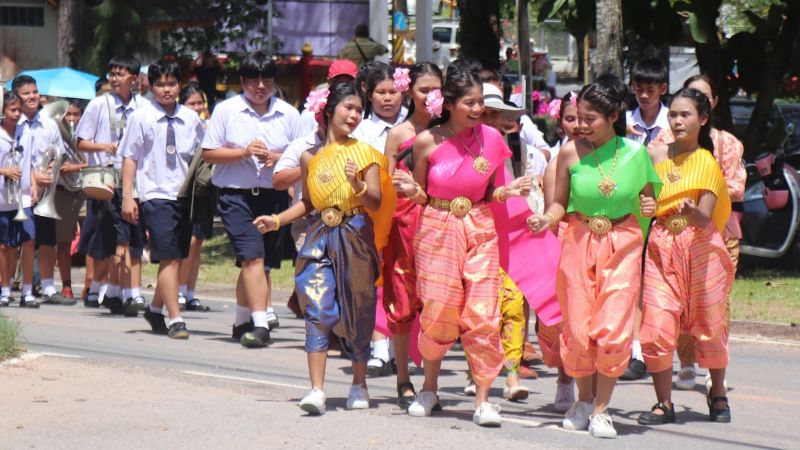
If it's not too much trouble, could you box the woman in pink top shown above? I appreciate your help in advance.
[404,66,532,427]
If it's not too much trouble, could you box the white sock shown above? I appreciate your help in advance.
[149,304,163,314]
[1,287,10,297]
[235,305,251,326]
[251,310,268,329]
[372,338,391,362]
[122,288,132,300]
[632,340,644,361]
[266,306,275,314]
[22,284,32,296]
[179,284,187,296]
[42,278,57,296]
[186,289,195,300]
[168,317,184,326]
[106,284,119,298]
[98,283,109,302]
[131,287,141,299]
[89,282,101,294]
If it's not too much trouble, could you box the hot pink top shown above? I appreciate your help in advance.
[426,124,511,202]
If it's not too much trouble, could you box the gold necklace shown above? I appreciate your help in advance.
[446,125,490,175]
[591,137,620,198]
[667,144,682,183]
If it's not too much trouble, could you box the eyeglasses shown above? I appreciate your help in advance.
[244,78,275,88]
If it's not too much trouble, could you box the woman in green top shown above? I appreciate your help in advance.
[529,80,661,439]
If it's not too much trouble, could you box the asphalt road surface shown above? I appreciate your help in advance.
[2,291,798,449]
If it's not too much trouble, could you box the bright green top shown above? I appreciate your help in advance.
[568,136,662,231]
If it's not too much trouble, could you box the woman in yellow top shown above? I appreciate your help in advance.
[637,88,734,425]
[253,82,388,416]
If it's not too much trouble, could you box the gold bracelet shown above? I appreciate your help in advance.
[271,214,281,231]
[544,212,557,227]
[353,182,368,197]
[493,186,507,202]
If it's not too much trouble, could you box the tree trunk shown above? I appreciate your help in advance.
[593,0,623,78]
[695,31,734,132]
[457,0,502,70]
[57,0,85,68]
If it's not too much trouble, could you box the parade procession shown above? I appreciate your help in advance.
[1,1,799,448]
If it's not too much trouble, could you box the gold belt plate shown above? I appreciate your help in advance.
[587,216,613,235]
[665,215,689,234]
[321,208,343,227]
[449,196,472,218]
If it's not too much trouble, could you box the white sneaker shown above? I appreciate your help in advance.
[178,294,187,307]
[408,390,439,417]
[464,380,477,396]
[589,412,617,439]
[562,400,593,430]
[473,402,503,427]
[346,384,370,410]
[675,364,697,390]
[554,380,576,412]
[299,388,326,415]
[705,373,729,391]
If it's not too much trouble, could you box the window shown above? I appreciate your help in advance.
[0,6,45,27]
[433,27,452,44]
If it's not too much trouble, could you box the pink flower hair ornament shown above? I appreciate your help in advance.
[304,87,330,127]
[393,67,411,93]
[547,99,562,121]
[425,89,444,118]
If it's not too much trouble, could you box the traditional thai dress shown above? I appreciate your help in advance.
[558,136,662,379]
[640,149,734,372]
[294,139,389,362]
[499,268,526,373]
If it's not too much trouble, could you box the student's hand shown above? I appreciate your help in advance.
[509,175,533,197]
[678,197,697,216]
[2,167,21,182]
[627,124,642,137]
[33,170,53,187]
[60,162,83,175]
[121,195,138,224]
[345,159,362,191]
[640,194,657,218]
[527,213,553,234]
[245,139,269,161]
[104,142,118,155]
[392,170,417,197]
[264,151,280,168]
[253,215,278,234]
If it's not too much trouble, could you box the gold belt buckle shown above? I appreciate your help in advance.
[587,216,612,235]
[449,196,472,219]
[665,215,689,234]
[321,207,343,227]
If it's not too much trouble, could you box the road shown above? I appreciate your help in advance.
[1,291,798,449]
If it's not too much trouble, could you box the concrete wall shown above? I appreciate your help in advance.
[0,1,59,84]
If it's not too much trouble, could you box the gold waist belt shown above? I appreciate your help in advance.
[428,196,478,219]
[657,214,689,234]
[320,206,364,227]
[575,213,630,235]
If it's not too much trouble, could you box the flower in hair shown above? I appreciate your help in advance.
[531,91,541,102]
[425,89,443,118]
[547,99,562,121]
[568,91,578,106]
[393,67,411,93]
[304,87,329,115]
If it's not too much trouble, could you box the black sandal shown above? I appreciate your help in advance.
[186,299,210,312]
[397,382,416,409]
[707,391,731,423]
[638,402,676,425]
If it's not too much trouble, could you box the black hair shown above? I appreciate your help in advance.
[3,91,21,112]
[683,74,717,100]
[406,62,444,116]
[147,60,181,86]
[355,23,369,38]
[107,54,141,76]
[446,58,482,79]
[668,87,715,152]
[630,57,668,86]
[239,51,277,80]
[11,75,36,95]
[67,98,86,113]
[577,77,628,137]
[558,91,578,123]
[180,84,206,105]
[479,68,501,84]
[428,66,483,128]
[357,61,394,118]
[322,81,363,128]
[95,77,109,94]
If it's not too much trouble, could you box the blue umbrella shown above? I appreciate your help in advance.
[5,67,100,100]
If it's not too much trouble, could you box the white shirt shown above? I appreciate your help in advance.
[0,126,33,211]
[14,111,63,210]
[274,130,323,205]
[526,144,548,177]
[519,114,551,156]
[297,108,317,138]
[75,93,143,169]
[626,103,669,145]
[202,94,300,189]
[119,100,205,202]
[351,106,407,154]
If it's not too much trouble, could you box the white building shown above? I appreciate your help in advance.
[0,0,59,85]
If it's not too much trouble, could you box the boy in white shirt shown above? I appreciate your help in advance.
[626,58,670,146]
[120,60,205,339]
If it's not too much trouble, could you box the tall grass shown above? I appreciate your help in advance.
[0,313,22,360]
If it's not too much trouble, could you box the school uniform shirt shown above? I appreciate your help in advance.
[274,130,323,205]
[297,108,317,137]
[201,94,300,189]
[15,111,64,207]
[526,144,548,177]
[0,126,33,211]
[119,100,205,202]
[351,106,408,154]
[74,93,143,169]
[520,115,552,158]
[626,103,669,146]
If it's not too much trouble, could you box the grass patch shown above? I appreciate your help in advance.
[731,267,800,324]
[0,313,22,360]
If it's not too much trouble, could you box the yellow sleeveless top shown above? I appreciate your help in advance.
[654,148,731,233]
[306,138,397,251]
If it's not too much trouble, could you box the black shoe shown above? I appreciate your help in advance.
[131,296,147,311]
[20,297,40,308]
[231,320,254,341]
[42,292,77,306]
[186,298,210,312]
[707,391,731,423]
[397,382,417,409]
[366,358,395,378]
[144,309,169,335]
[240,326,271,348]
[638,402,677,425]
[106,296,124,314]
[84,294,100,308]
[168,321,190,339]
[267,311,280,330]
[620,358,648,380]
[122,298,139,317]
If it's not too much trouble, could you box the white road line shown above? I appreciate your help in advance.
[729,336,800,347]
[183,370,308,390]
[41,352,84,359]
